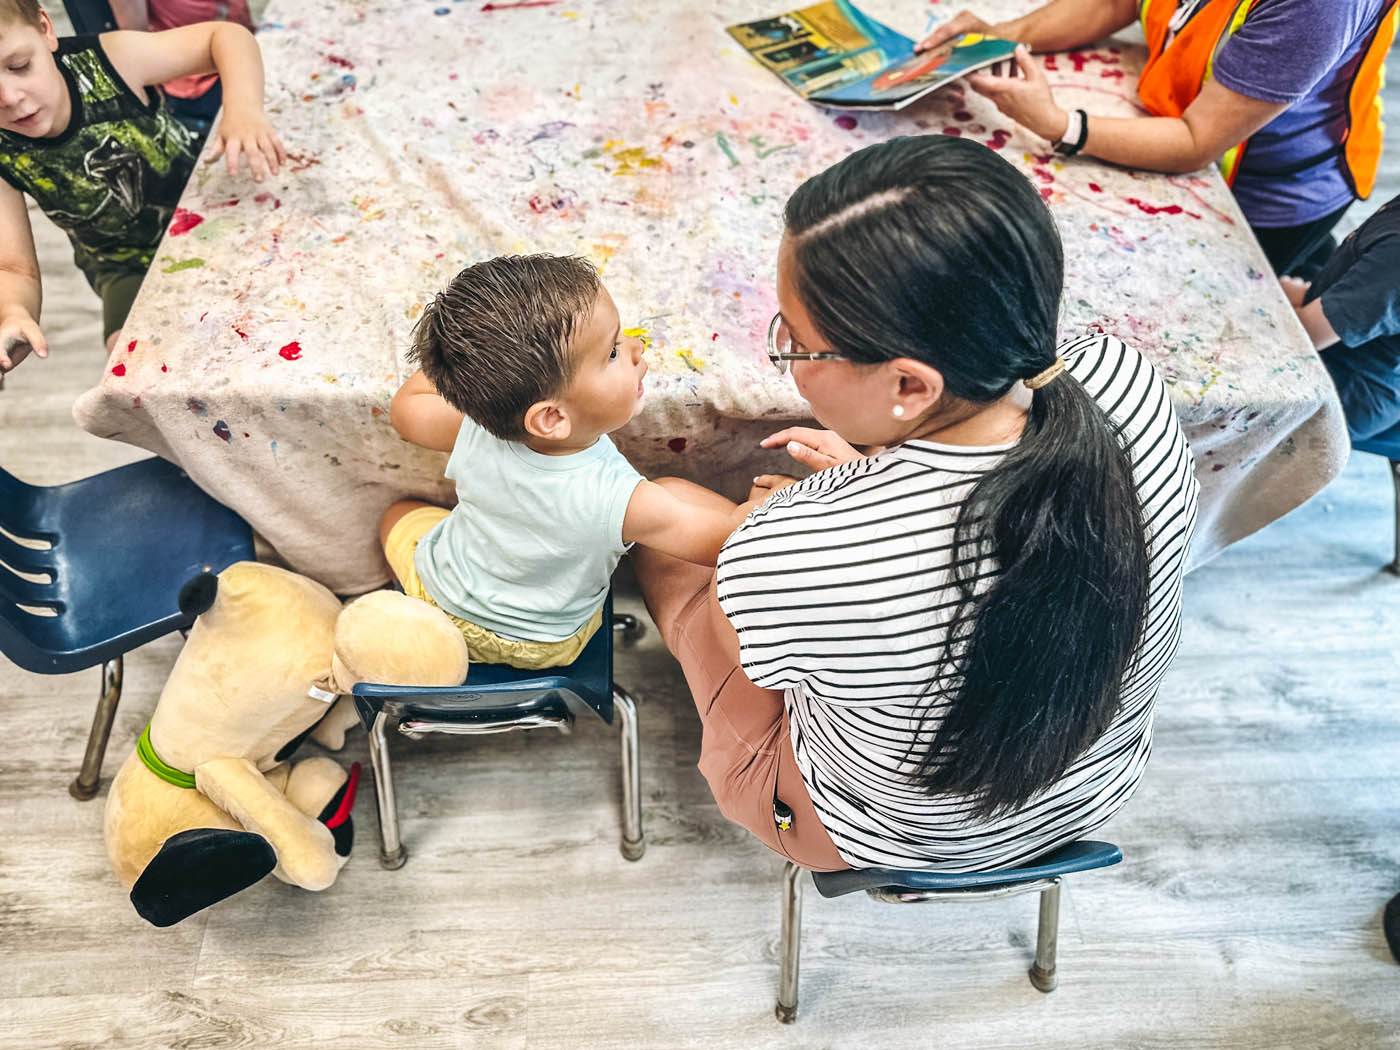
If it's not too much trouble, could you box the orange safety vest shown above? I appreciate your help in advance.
[1137,0,1399,199]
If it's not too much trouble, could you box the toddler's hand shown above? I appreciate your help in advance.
[749,474,800,502]
[205,108,289,183]
[760,426,863,472]
[1279,275,1310,309]
[0,309,48,378]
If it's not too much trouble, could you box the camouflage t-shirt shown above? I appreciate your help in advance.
[0,36,197,276]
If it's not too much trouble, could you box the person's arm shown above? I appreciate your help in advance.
[100,23,287,181]
[622,481,759,567]
[964,48,1288,174]
[1279,277,1341,350]
[0,182,47,375]
[389,370,465,453]
[108,0,150,31]
[916,0,1139,54]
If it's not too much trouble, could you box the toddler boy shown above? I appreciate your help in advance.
[382,254,759,669]
[0,0,286,376]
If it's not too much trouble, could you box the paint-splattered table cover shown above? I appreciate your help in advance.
[74,0,1347,594]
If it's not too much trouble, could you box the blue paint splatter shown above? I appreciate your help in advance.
[212,420,232,443]
[434,5,449,12]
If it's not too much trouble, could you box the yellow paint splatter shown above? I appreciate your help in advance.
[623,326,652,349]
[561,9,579,17]
[729,93,739,105]
[676,349,704,371]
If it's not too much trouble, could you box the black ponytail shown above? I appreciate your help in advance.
[784,135,1149,818]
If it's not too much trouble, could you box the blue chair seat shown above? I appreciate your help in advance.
[351,594,643,866]
[776,839,1124,1022]
[812,839,1123,897]
[1,458,254,798]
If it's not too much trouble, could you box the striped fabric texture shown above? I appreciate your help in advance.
[717,335,1200,870]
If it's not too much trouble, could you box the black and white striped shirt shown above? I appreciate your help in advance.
[717,336,1199,870]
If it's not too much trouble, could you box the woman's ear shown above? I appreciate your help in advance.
[889,358,944,417]
[523,400,571,442]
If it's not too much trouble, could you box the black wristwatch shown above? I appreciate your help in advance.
[1053,108,1090,157]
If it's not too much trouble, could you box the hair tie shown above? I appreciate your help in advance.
[1024,357,1065,390]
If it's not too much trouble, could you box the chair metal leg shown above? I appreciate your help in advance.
[612,684,645,861]
[368,711,407,869]
[1028,879,1062,992]
[776,860,804,1023]
[1386,461,1400,575]
[69,657,123,800]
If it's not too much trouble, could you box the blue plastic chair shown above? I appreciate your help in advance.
[0,458,254,799]
[351,595,645,867]
[775,840,1124,1022]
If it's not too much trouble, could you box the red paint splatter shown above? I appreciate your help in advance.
[1040,187,1053,200]
[212,420,232,443]
[984,129,1011,150]
[232,325,248,340]
[211,197,240,207]
[942,126,962,136]
[834,115,858,130]
[126,339,137,352]
[1088,182,1103,193]
[1211,462,1225,472]
[161,364,168,372]
[953,110,973,121]
[1043,55,1058,71]
[199,311,208,322]
[1032,167,1054,184]
[110,363,126,376]
[482,0,560,8]
[327,54,355,68]
[667,437,687,453]
[1126,197,1184,216]
[1100,69,1126,80]
[169,208,204,235]
[278,341,303,360]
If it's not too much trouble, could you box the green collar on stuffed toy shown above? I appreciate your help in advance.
[137,723,197,789]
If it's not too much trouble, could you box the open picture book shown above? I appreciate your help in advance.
[726,0,1018,110]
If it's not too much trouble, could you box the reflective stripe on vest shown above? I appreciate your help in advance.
[1137,0,1398,197]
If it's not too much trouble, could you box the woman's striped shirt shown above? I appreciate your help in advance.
[716,335,1200,870]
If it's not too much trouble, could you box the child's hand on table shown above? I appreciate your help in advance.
[205,109,288,183]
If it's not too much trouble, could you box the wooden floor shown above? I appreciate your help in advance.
[3,32,1399,1050]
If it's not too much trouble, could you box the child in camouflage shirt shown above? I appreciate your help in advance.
[0,0,286,375]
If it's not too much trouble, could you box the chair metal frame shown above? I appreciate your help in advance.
[1,459,253,799]
[351,602,644,867]
[774,840,1123,1022]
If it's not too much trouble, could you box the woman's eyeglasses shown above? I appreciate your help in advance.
[766,313,848,375]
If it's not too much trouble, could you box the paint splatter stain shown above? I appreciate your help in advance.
[126,340,137,352]
[834,115,858,130]
[212,421,232,443]
[676,349,704,371]
[187,398,208,417]
[1088,183,1103,193]
[161,364,168,372]
[953,110,973,121]
[110,363,126,376]
[1125,197,1198,218]
[169,208,204,235]
[279,341,303,360]
[434,6,449,12]
[668,437,687,453]
[984,130,1011,150]
[942,126,962,136]
[161,257,205,273]
[327,53,354,68]
[482,0,560,8]
[232,325,249,340]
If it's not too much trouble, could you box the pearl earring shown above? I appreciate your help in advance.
[892,404,905,418]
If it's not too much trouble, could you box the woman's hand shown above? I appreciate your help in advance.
[1278,275,1310,309]
[0,308,47,377]
[205,107,288,183]
[760,427,863,472]
[915,10,1006,52]
[965,45,1068,144]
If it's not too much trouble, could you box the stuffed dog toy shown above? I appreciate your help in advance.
[103,561,468,926]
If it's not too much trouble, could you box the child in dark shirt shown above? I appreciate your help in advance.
[1281,194,1400,459]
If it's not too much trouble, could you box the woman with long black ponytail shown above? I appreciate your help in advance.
[632,135,1199,871]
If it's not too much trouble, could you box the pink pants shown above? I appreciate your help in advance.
[632,551,847,872]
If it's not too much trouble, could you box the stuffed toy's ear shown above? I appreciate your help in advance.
[130,828,277,927]
[330,590,469,693]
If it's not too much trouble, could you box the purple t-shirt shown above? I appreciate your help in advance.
[1211,0,1392,228]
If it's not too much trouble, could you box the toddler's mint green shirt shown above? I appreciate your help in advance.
[414,416,644,641]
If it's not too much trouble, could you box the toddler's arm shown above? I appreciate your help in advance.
[389,370,465,453]
[0,183,47,376]
[623,480,760,567]
[101,23,287,182]
[1279,277,1340,351]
